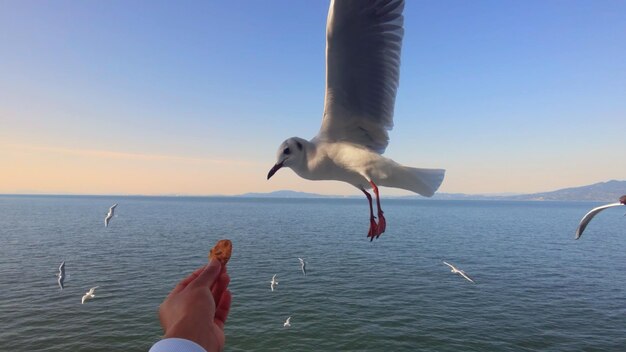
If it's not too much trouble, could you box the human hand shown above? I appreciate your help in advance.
[158,259,232,352]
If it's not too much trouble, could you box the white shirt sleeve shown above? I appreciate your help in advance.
[148,338,208,352]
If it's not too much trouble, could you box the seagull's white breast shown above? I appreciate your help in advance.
[294,141,398,189]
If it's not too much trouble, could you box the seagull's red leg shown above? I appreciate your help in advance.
[361,188,378,241]
[369,180,386,237]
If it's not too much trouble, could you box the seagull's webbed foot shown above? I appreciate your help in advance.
[368,216,378,241]
[368,180,386,239]
[376,211,386,238]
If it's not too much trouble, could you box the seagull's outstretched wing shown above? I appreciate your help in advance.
[57,261,66,289]
[317,0,404,154]
[443,261,455,270]
[575,202,623,239]
[459,271,475,283]
[298,258,306,274]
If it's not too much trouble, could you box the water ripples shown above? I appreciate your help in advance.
[1,196,626,351]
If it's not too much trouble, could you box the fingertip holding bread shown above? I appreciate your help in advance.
[209,239,232,266]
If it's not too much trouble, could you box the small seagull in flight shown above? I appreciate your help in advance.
[270,274,278,292]
[443,261,475,283]
[298,258,307,276]
[105,204,118,227]
[56,261,65,290]
[284,316,291,328]
[81,286,99,304]
[575,195,626,239]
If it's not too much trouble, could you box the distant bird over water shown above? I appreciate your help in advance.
[267,0,445,241]
[443,261,475,283]
[284,316,291,328]
[575,195,626,239]
[298,258,307,276]
[270,274,278,292]
[105,204,117,227]
[81,286,99,304]
[57,261,65,290]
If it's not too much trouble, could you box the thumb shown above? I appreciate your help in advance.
[191,259,222,288]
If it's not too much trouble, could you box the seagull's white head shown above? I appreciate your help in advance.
[267,137,308,180]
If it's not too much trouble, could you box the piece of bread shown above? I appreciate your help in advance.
[209,239,232,266]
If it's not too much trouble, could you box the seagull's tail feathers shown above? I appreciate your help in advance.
[381,166,445,197]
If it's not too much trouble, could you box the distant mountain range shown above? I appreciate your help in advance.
[239,180,626,202]
[500,180,626,202]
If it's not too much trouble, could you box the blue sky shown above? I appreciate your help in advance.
[1,1,625,195]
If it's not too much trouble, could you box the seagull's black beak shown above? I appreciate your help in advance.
[267,162,284,180]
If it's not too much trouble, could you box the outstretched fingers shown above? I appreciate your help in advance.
[173,266,206,293]
[214,289,232,329]
[191,259,222,288]
[212,271,231,305]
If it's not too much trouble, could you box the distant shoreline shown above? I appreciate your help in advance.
[1,179,624,203]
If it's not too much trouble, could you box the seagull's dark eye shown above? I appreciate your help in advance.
[283,147,291,155]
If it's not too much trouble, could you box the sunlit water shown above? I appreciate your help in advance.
[1,195,625,351]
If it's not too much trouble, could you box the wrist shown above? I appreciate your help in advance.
[164,319,214,352]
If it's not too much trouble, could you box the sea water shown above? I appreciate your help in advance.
[1,195,625,351]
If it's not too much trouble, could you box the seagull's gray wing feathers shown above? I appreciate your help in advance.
[317,0,404,154]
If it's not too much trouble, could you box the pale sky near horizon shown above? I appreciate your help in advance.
[1,1,625,196]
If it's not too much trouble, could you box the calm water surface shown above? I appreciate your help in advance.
[1,195,625,351]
